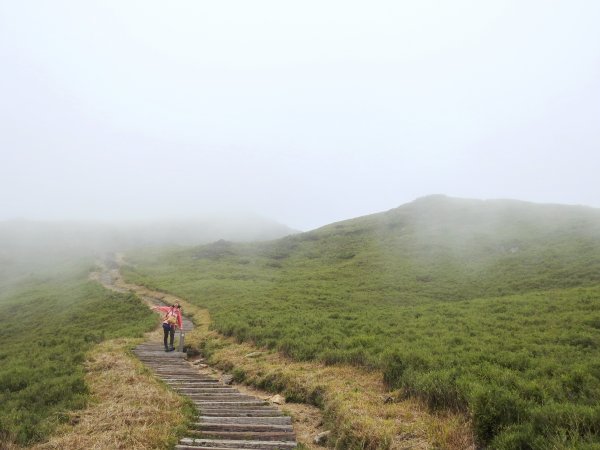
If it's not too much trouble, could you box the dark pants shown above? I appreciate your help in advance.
[163,323,175,349]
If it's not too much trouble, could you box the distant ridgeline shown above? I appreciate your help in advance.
[124,196,600,449]
[0,215,294,290]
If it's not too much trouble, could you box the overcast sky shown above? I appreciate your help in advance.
[1,1,599,231]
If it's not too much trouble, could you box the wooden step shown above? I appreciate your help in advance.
[187,395,258,401]
[195,423,293,432]
[197,403,274,408]
[194,401,269,407]
[178,438,297,449]
[198,410,283,417]
[176,388,238,393]
[199,407,281,413]
[166,380,221,385]
[198,417,291,425]
[156,373,208,377]
[176,447,257,450]
[160,377,218,382]
[188,430,296,441]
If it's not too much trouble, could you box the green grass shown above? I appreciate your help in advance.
[0,269,156,446]
[124,196,600,448]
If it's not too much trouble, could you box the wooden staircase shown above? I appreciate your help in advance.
[133,341,297,449]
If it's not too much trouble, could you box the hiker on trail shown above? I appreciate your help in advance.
[152,303,183,352]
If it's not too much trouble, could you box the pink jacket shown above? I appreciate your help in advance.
[153,305,183,330]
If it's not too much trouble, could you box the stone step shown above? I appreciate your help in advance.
[178,438,297,449]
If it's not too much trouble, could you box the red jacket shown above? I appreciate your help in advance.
[153,305,183,330]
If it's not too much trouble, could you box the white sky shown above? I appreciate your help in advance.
[1,1,599,230]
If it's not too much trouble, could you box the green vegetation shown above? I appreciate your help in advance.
[124,196,600,448]
[0,269,156,446]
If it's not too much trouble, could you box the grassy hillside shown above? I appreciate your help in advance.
[124,196,600,448]
[0,215,293,446]
[0,269,156,446]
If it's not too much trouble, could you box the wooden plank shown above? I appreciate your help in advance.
[197,417,291,425]
[179,438,297,449]
[176,388,238,393]
[194,401,269,407]
[175,447,250,450]
[198,410,283,418]
[186,395,258,401]
[190,430,296,441]
[196,423,293,432]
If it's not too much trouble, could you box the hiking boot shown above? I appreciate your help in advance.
[169,347,175,352]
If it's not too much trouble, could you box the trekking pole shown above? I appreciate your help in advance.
[178,329,185,353]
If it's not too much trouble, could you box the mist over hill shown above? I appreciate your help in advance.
[0,215,295,288]
[300,194,600,298]
[127,194,600,338]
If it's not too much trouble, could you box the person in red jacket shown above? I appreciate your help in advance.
[153,304,183,352]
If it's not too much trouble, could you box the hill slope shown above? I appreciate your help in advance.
[124,196,600,448]
[296,194,600,299]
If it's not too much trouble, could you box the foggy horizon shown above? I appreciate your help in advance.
[2,1,599,231]
[1,193,600,234]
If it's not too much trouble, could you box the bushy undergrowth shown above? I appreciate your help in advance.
[0,273,156,446]
[124,196,600,447]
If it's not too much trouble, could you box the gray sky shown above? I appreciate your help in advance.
[1,1,599,231]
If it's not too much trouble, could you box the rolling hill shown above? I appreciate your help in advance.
[124,195,600,448]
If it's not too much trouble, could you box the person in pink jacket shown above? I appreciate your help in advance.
[153,304,183,352]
